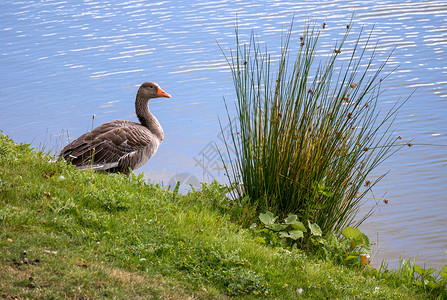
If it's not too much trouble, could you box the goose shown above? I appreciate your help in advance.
[59,81,171,175]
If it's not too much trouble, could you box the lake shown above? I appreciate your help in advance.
[1,0,446,268]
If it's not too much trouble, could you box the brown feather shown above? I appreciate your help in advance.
[59,82,171,174]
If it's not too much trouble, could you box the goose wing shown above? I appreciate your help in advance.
[60,120,155,169]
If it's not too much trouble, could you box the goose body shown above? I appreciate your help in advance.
[59,81,171,175]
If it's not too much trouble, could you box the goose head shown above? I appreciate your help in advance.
[138,81,171,100]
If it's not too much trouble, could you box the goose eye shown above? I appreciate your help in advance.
[149,85,154,89]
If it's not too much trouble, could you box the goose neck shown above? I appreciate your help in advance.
[135,96,164,140]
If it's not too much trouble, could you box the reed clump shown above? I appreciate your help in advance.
[221,20,406,236]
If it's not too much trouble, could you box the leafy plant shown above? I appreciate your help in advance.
[370,258,447,296]
[254,211,322,248]
[220,18,407,236]
[253,211,375,268]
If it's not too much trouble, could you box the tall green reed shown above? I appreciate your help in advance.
[220,19,407,235]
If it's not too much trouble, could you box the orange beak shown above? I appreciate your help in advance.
[156,87,171,98]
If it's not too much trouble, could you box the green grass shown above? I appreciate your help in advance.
[219,19,409,236]
[0,133,444,299]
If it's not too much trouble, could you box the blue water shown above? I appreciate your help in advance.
[1,0,446,268]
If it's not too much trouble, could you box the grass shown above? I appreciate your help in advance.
[219,19,409,236]
[1,133,445,299]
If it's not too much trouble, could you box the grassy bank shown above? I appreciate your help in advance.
[0,134,444,299]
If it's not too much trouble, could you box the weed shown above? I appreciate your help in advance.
[220,18,408,236]
[252,211,371,267]
[369,258,447,297]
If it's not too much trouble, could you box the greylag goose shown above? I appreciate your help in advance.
[59,81,171,175]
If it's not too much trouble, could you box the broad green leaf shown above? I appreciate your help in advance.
[288,230,304,240]
[440,265,447,279]
[259,211,276,225]
[279,231,289,238]
[279,230,304,240]
[413,264,424,275]
[427,281,438,289]
[440,271,447,279]
[342,227,361,240]
[284,214,297,224]
[308,221,322,236]
[361,233,371,253]
[413,264,435,277]
[271,223,288,231]
[290,221,307,232]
